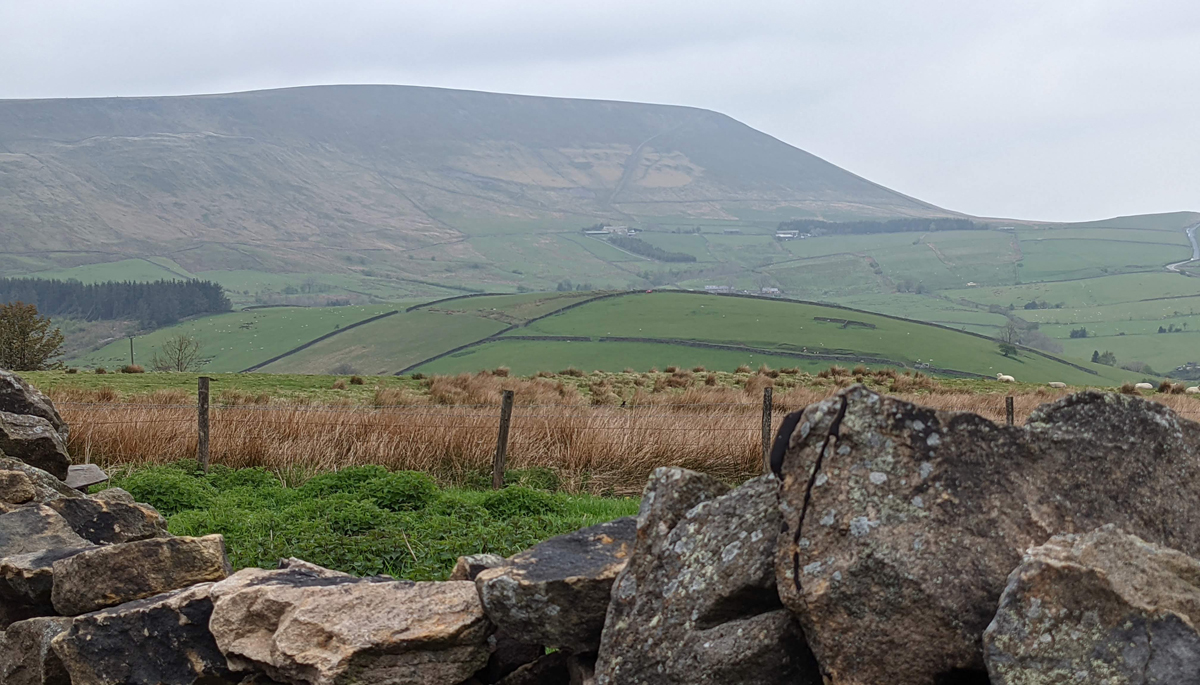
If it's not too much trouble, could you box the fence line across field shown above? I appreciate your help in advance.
[55,381,1200,490]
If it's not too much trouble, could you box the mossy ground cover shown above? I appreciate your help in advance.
[100,462,638,580]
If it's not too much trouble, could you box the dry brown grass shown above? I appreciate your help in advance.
[52,375,1200,496]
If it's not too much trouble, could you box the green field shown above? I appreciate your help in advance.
[417,339,832,376]
[58,290,1140,383]
[74,305,406,373]
[35,211,1200,380]
[402,292,1136,384]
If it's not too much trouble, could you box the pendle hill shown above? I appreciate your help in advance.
[0,85,947,283]
[1,85,1198,380]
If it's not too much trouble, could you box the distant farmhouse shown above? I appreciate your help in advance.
[582,223,637,236]
[774,229,810,240]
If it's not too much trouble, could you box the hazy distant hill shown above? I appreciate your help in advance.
[0,85,950,273]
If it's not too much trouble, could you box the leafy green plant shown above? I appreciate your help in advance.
[299,465,390,498]
[110,463,636,580]
[205,465,279,491]
[360,471,439,512]
[481,486,566,518]
[119,467,218,515]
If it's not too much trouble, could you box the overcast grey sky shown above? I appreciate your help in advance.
[1,0,1196,221]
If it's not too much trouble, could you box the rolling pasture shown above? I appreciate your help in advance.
[65,290,1137,383]
[75,304,405,373]
[52,211,1200,380]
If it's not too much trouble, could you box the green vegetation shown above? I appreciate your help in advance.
[412,291,1136,384]
[74,304,404,373]
[21,370,428,404]
[100,463,637,579]
[55,289,1145,383]
[27,212,1200,382]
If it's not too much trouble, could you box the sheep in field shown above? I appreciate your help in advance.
[1134,382,1155,391]
[996,373,1016,383]
[1048,382,1066,389]
[1187,386,1200,395]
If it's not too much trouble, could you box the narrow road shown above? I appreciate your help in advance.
[1166,223,1200,273]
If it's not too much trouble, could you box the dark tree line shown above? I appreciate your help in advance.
[777,218,981,235]
[608,236,697,263]
[0,278,231,327]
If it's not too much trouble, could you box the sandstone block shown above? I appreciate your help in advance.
[210,565,492,685]
[0,371,68,441]
[477,517,635,654]
[46,496,167,545]
[51,535,231,615]
[0,413,70,481]
[0,616,73,685]
[51,583,234,685]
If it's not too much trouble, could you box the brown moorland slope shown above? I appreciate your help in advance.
[0,85,952,275]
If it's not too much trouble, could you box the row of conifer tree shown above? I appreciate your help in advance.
[0,278,231,327]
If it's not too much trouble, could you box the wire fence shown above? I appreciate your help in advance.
[55,386,1200,495]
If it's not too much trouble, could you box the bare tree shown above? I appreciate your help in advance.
[151,334,202,372]
[999,319,1021,345]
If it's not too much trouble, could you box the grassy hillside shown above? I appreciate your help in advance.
[397,292,1136,384]
[74,305,406,373]
[0,84,950,301]
[61,291,1138,383]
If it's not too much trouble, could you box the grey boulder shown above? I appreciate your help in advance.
[51,582,235,685]
[0,469,37,507]
[0,370,68,441]
[209,564,492,685]
[985,525,1200,684]
[476,517,636,654]
[0,456,82,505]
[88,487,134,504]
[450,553,509,581]
[0,413,71,481]
[596,469,819,685]
[0,505,91,556]
[46,496,168,545]
[51,534,231,615]
[0,616,73,685]
[774,386,1200,685]
[2,546,93,615]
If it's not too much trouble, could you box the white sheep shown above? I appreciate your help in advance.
[1048,382,1066,389]
[1186,386,1200,395]
[1134,382,1155,391]
[996,373,1015,383]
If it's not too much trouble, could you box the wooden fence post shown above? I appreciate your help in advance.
[1006,395,1014,426]
[198,376,210,473]
[493,390,515,490]
[129,337,135,367]
[761,386,773,473]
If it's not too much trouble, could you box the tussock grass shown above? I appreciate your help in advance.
[53,368,1200,496]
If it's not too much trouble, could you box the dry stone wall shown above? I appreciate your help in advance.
[5,369,1200,685]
